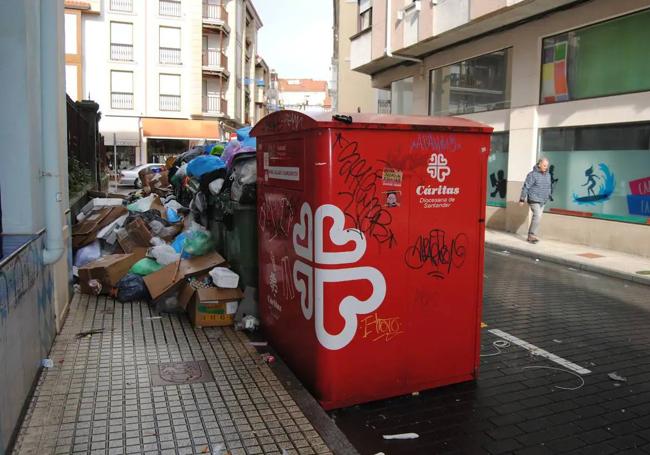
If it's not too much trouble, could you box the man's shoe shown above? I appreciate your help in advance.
[527,236,539,244]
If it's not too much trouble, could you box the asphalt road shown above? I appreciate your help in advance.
[330,249,650,455]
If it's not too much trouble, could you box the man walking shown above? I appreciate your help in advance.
[519,158,552,244]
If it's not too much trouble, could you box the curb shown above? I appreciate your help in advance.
[485,240,650,287]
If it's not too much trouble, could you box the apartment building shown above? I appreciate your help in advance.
[347,0,650,257]
[279,79,332,112]
[64,0,263,169]
[332,0,378,113]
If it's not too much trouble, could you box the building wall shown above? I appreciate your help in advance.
[361,0,650,256]
[337,0,377,113]
[0,0,67,450]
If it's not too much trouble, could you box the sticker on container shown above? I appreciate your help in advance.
[263,152,270,169]
[382,169,403,187]
[226,301,238,315]
[384,191,401,208]
[268,166,300,182]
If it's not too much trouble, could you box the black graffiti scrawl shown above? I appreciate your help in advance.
[334,133,397,248]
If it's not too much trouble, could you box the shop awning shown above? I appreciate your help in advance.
[100,116,141,146]
[142,118,219,140]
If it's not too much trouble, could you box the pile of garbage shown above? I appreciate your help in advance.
[71,127,258,329]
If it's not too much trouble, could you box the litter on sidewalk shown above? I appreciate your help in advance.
[71,134,258,329]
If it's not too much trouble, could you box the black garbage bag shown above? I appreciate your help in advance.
[116,273,151,303]
[199,168,228,194]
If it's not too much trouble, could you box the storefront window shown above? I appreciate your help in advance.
[429,48,511,116]
[391,77,413,115]
[541,8,650,104]
[487,132,509,207]
[540,123,650,224]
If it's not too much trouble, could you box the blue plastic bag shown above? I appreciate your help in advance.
[186,155,225,178]
[171,233,192,259]
[166,207,182,223]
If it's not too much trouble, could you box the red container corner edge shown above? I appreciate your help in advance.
[251,111,493,410]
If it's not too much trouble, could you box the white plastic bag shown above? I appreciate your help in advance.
[209,178,225,196]
[127,194,155,212]
[209,267,240,288]
[150,244,181,266]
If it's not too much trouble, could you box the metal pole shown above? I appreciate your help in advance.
[113,132,118,186]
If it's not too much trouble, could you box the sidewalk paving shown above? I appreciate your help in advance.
[12,294,334,455]
[485,229,650,286]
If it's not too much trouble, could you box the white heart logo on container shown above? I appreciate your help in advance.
[291,202,387,351]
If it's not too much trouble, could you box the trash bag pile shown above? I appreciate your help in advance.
[71,129,260,329]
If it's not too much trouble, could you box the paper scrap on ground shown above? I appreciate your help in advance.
[382,433,419,440]
[608,372,627,382]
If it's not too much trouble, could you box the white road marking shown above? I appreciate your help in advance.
[488,329,592,375]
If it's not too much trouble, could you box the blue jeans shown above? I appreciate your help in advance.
[528,203,544,237]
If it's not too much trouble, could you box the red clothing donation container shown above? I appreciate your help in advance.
[251,111,493,410]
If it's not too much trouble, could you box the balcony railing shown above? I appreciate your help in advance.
[159,0,181,16]
[202,49,227,68]
[111,43,133,61]
[203,3,228,23]
[110,0,133,12]
[160,95,181,111]
[111,93,133,110]
[203,94,226,114]
[160,47,182,64]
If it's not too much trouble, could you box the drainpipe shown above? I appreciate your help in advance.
[385,0,423,63]
[41,0,66,265]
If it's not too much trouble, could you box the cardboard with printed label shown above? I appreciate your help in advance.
[189,287,243,327]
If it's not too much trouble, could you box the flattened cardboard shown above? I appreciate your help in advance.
[180,252,226,277]
[178,282,195,310]
[143,262,185,300]
[144,253,227,302]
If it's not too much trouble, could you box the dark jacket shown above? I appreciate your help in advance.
[520,166,552,204]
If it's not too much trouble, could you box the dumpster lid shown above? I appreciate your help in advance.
[250,111,493,137]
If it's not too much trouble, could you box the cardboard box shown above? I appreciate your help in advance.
[189,287,243,327]
[143,252,227,301]
[78,253,141,295]
[117,218,152,253]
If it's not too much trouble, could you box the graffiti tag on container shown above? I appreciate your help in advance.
[361,313,404,342]
[259,195,295,240]
[404,229,468,279]
[334,133,397,248]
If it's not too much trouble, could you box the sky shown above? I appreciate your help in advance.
[255,0,333,82]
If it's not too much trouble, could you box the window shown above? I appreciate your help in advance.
[429,48,511,116]
[111,70,133,109]
[358,0,372,32]
[540,123,650,224]
[64,13,77,55]
[391,77,413,115]
[110,22,133,61]
[159,0,181,17]
[110,0,133,12]
[159,26,182,64]
[487,133,509,207]
[541,9,650,104]
[159,74,181,111]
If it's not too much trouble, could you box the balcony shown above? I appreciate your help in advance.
[110,0,133,12]
[202,2,230,33]
[110,43,133,62]
[111,92,133,110]
[350,28,372,70]
[160,47,182,65]
[203,94,227,115]
[202,49,227,69]
[159,95,181,111]
[159,0,181,17]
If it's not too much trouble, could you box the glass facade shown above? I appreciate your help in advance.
[487,132,509,207]
[391,77,413,115]
[540,123,650,224]
[541,8,650,103]
[429,48,511,116]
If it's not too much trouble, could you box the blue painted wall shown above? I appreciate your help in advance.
[0,235,56,454]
